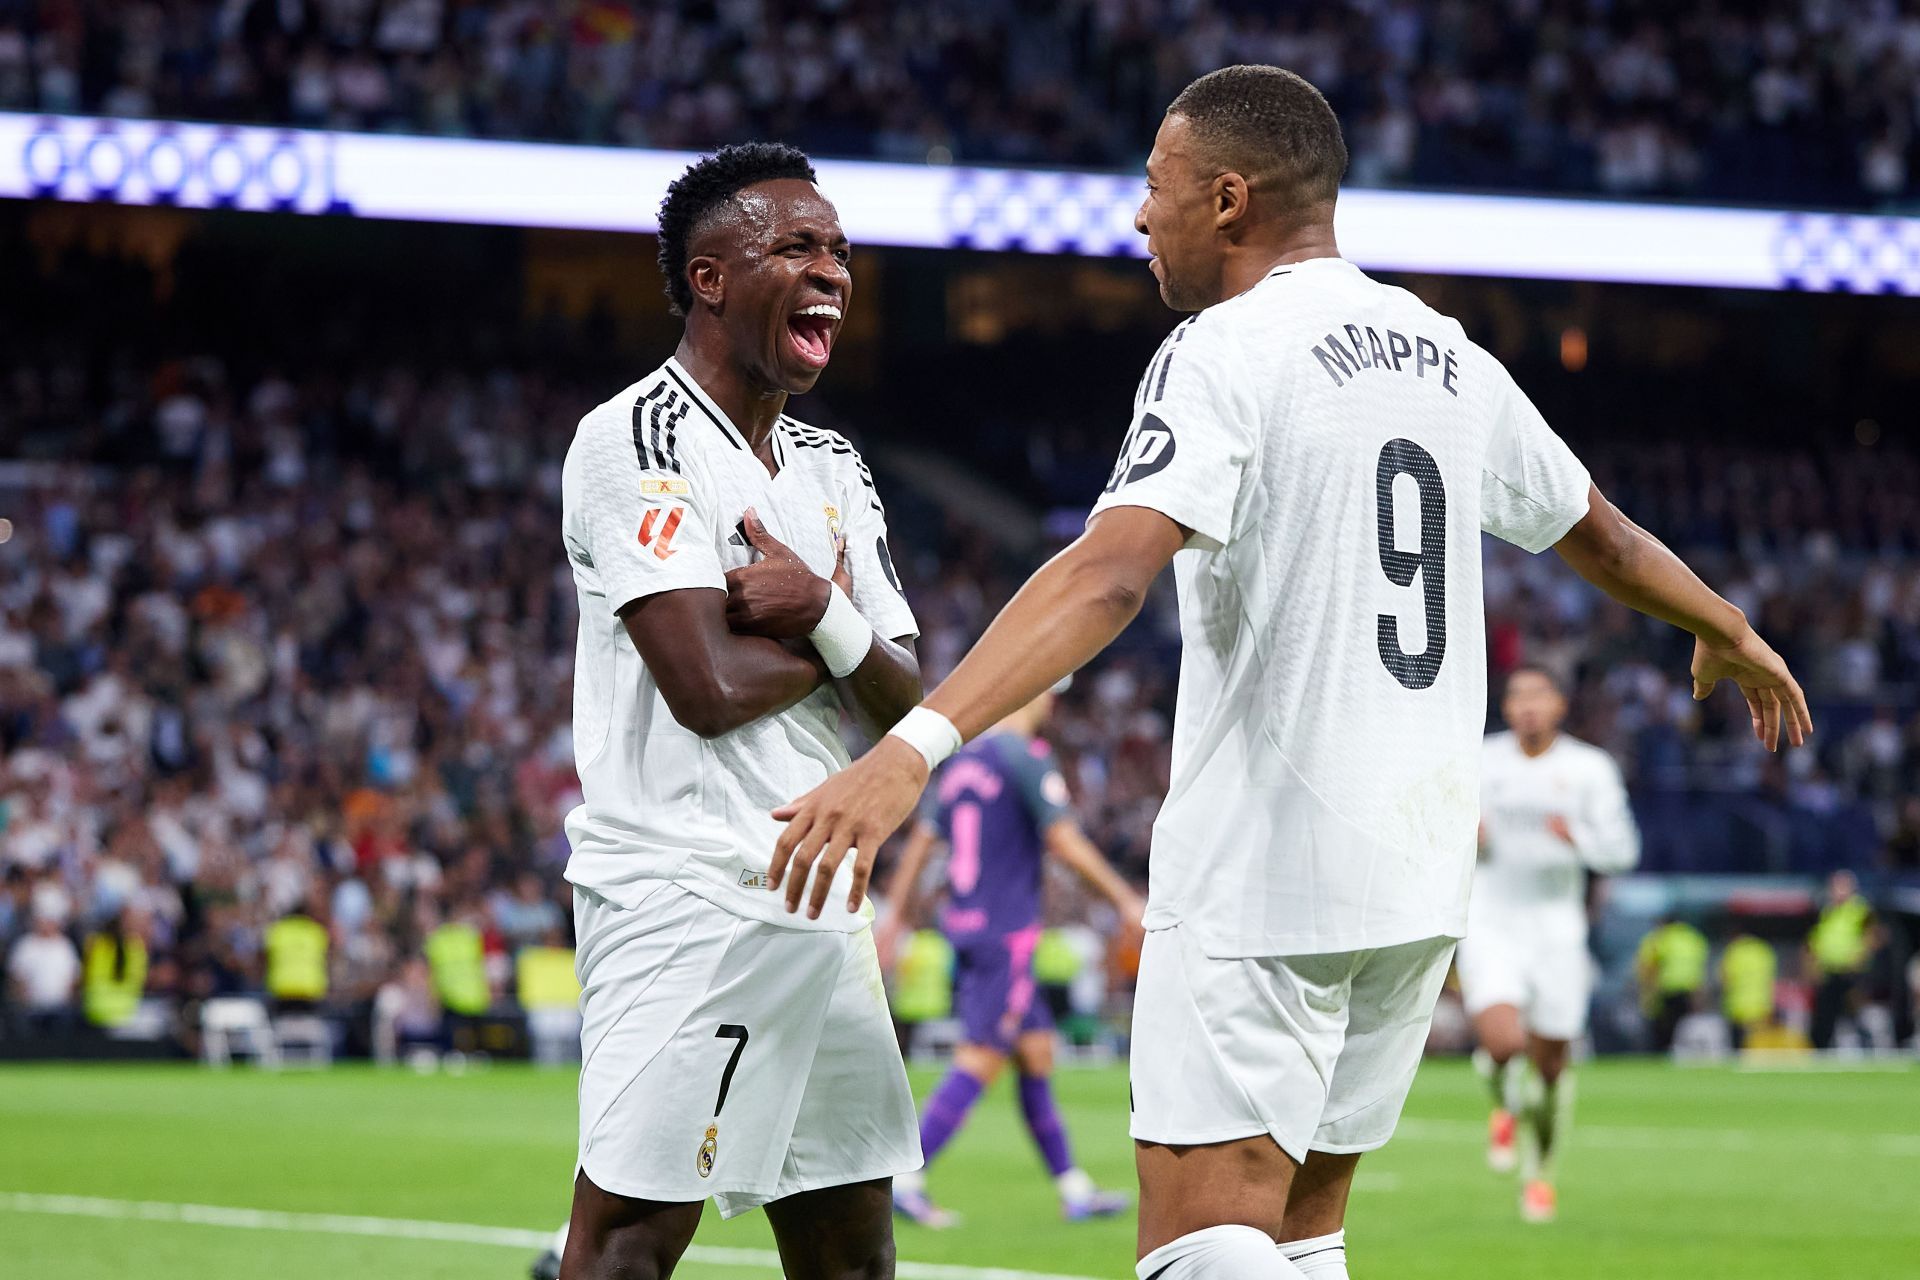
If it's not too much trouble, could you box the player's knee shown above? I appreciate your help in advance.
[955,1043,1007,1085]
[579,1231,680,1280]
[793,1231,894,1280]
[1014,1033,1054,1076]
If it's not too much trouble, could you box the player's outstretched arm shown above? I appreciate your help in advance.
[1552,484,1811,751]
[769,505,1188,919]
[1043,820,1146,928]
[622,587,828,739]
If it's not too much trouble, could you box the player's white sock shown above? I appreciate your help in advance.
[1280,1229,1348,1279]
[1472,1047,1511,1112]
[1056,1167,1096,1202]
[894,1168,927,1195]
[1136,1225,1304,1278]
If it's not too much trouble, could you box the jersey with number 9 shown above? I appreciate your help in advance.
[1089,257,1591,959]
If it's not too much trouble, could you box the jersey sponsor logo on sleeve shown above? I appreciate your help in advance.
[637,505,686,559]
[1042,772,1071,806]
[641,477,690,496]
[1103,411,1177,493]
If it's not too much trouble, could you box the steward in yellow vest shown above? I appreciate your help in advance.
[264,911,329,1009]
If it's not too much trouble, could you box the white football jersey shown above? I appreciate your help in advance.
[561,358,917,932]
[1474,730,1639,934]
[1089,257,1592,957]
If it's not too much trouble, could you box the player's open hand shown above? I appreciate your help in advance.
[770,736,928,919]
[725,508,836,639]
[1690,628,1813,751]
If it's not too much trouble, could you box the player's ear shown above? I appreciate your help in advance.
[686,254,726,313]
[1212,172,1251,232]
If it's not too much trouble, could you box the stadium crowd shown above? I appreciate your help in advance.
[2,0,1918,206]
[3,334,1918,1050]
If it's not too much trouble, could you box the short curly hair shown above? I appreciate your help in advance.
[655,142,818,317]
[1168,66,1347,211]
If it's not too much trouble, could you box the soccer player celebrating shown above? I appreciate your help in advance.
[550,143,923,1280]
[770,66,1811,1280]
[1458,666,1639,1223]
[874,682,1144,1228]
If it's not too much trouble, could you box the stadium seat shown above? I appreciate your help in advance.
[200,998,280,1069]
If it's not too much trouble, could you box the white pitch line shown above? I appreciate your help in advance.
[0,1193,1110,1280]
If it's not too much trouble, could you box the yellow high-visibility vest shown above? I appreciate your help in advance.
[1033,928,1083,986]
[264,915,329,1001]
[891,929,954,1024]
[427,922,491,1016]
[1719,935,1776,1026]
[1638,921,1709,995]
[83,933,148,1027]
[516,946,580,1011]
[1809,897,1872,976]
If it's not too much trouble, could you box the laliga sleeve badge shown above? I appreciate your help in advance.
[697,1124,719,1178]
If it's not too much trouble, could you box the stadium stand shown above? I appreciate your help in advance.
[1,1,1917,207]
[1,218,1915,1060]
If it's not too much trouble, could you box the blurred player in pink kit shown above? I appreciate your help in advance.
[876,682,1145,1227]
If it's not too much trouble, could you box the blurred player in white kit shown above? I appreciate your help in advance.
[1457,666,1639,1223]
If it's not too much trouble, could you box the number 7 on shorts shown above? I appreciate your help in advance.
[712,1024,749,1116]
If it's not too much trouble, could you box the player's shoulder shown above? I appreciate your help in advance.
[1556,734,1622,773]
[1482,730,1520,758]
[573,362,735,475]
[780,414,884,501]
[779,413,877,472]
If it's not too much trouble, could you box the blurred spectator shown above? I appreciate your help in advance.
[1717,931,1777,1052]
[372,954,443,1064]
[7,905,79,1035]
[515,925,581,1067]
[1636,914,1709,1053]
[1806,870,1881,1049]
[264,904,331,1013]
[82,906,150,1029]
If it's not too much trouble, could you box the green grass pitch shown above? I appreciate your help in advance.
[0,1057,1914,1278]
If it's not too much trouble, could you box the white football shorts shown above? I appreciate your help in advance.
[1453,913,1593,1042]
[574,882,920,1218]
[1130,925,1456,1163]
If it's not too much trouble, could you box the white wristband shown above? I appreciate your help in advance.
[887,706,963,772]
[809,583,875,679]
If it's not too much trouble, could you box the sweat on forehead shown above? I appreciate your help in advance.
[689,180,836,252]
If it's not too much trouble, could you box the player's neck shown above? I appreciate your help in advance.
[1517,731,1559,758]
[672,339,785,455]
[1216,225,1341,304]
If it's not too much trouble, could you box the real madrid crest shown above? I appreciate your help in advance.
[697,1124,718,1178]
[823,503,841,539]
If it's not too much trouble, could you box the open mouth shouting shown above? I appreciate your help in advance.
[787,302,842,370]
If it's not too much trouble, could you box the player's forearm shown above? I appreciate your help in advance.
[830,636,923,743]
[1554,489,1746,647]
[1047,823,1141,915]
[690,636,828,737]
[881,822,939,918]
[1574,801,1641,874]
[923,524,1166,741]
